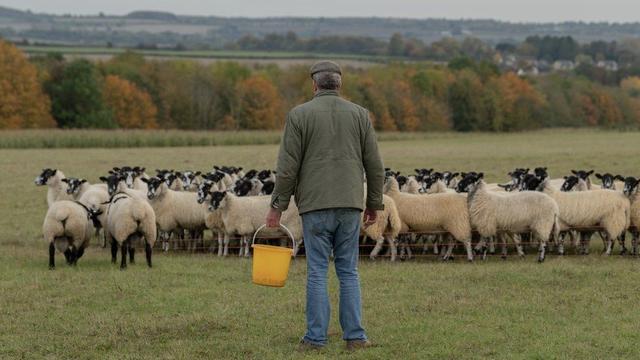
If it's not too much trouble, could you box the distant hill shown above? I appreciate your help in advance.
[125,11,178,21]
[1,5,640,48]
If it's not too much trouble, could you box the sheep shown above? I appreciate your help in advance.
[179,171,203,192]
[203,172,228,192]
[533,167,548,181]
[560,174,626,251]
[441,171,460,190]
[571,169,600,190]
[112,166,149,192]
[260,180,275,195]
[523,176,630,255]
[359,187,401,261]
[243,169,258,180]
[43,200,103,269]
[417,174,454,254]
[233,178,264,197]
[256,169,276,183]
[99,173,147,200]
[164,172,184,191]
[420,173,452,194]
[213,166,242,187]
[561,175,590,192]
[456,173,559,262]
[497,167,530,191]
[596,173,625,191]
[207,191,303,257]
[77,186,110,246]
[141,177,207,252]
[383,176,474,261]
[35,168,73,206]
[197,181,227,256]
[622,177,640,255]
[62,177,108,199]
[103,190,156,269]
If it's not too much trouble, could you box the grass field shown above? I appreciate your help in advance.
[0,129,439,149]
[2,129,640,359]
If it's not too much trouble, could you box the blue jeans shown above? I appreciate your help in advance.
[301,208,367,346]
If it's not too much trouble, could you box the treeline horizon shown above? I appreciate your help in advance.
[1,39,640,132]
[227,32,640,64]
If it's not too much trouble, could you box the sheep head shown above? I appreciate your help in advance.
[62,177,87,195]
[595,173,617,189]
[561,175,581,192]
[534,167,548,180]
[99,174,124,196]
[571,169,594,181]
[208,191,227,211]
[622,177,640,197]
[141,177,165,200]
[456,172,484,193]
[35,168,58,186]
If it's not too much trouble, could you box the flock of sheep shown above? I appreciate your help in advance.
[35,164,640,269]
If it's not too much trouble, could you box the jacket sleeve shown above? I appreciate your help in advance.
[271,112,302,212]
[362,111,385,210]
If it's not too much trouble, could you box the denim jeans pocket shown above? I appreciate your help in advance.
[336,209,361,236]
[303,210,330,236]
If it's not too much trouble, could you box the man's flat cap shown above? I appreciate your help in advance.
[310,60,342,78]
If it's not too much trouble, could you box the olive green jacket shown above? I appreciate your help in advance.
[271,90,385,215]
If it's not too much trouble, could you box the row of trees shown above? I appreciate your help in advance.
[1,40,640,131]
[227,32,640,66]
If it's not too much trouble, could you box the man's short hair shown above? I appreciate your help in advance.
[312,71,342,90]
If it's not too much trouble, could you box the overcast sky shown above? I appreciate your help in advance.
[2,0,639,23]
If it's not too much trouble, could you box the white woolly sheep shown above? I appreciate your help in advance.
[384,176,474,261]
[361,192,401,261]
[142,177,207,252]
[103,190,157,269]
[197,181,227,256]
[622,177,640,255]
[207,191,302,257]
[35,168,73,206]
[43,200,103,269]
[532,178,630,255]
[179,171,203,192]
[62,177,108,199]
[457,173,559,262]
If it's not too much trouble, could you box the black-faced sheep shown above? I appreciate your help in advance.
[43,200,103,269]
[457,173,559,262]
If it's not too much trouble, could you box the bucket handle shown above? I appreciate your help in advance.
[252,224,297,255]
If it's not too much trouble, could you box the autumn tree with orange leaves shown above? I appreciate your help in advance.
[103,75,158,129]
[235,75,283,129]
[0,40,55,129]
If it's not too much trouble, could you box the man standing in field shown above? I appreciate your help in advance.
[266,61,385,351]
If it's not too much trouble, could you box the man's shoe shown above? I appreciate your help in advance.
[298,339,324,352]
[346,339,375,351]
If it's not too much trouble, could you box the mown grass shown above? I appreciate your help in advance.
[2,129,640,359]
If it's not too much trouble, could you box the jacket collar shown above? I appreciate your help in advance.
[314,89,340,98]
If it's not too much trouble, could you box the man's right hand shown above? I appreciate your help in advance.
[363,208,377,227]
[266,208,282,228]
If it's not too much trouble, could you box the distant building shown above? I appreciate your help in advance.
[517,66,539,77]
[596,60,619,72]
[535,60,551,72]
[552,60,575,71]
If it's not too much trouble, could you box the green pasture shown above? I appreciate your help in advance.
[1,129,640,359]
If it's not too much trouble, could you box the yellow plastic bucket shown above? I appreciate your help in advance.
[251,224,296,287]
